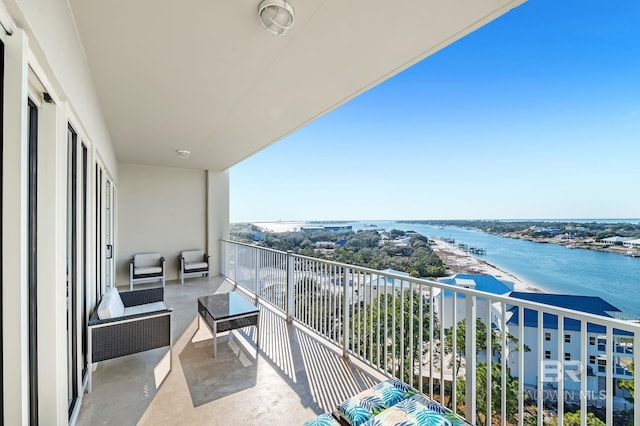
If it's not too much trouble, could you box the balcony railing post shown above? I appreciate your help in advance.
[465,295,476,423]
[234,243,239,285]
[286,251,294,321]
[220,240,224,277]
[254,246,260,303]
[342,268,350,358]
[634,333,640,426]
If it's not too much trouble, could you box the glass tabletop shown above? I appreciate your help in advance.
[198,292,259,320]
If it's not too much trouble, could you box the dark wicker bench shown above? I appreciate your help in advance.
[87,287,173,392]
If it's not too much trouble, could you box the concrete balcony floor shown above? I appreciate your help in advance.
[77,276,385,425]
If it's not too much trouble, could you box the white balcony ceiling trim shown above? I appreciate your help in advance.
[68,0,525,171]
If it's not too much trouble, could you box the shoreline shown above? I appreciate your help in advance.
[250,221,545,293]
[500,232,640,258]
[430,239,543,293]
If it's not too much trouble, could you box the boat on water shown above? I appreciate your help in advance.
[469,247,487,255]
[625,250,640,258]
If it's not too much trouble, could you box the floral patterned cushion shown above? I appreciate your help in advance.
[304,412,341,426]
[337,379,416,426]
[360,394,470,426]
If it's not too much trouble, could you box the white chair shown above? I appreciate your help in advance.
[129,252,165,290]
[179,249,210,284]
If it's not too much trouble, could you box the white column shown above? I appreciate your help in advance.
[206,170,229,275]
[2,27,30,425]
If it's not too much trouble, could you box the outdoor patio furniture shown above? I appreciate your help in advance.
[87,286,172,392]
[305,378,470,426]
[197,292,259,357]
[180,249,210,284]
[130,252,165,289]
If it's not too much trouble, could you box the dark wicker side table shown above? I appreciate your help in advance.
[197,292,260,357]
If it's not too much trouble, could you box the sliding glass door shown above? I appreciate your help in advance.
[27,98,38,425]
[66,125,78,416]
[65,126,91,420]
[81,144,88,381]
[105,179,113,288]
[95,161,115,295]
[0,37,5,421]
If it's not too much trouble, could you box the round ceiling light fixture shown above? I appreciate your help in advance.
[258,0,294,36]
[175,149,191,158]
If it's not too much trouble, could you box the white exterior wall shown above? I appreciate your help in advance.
[117,163,207,285]
[437,294,493,330]
[508,327,605,394]
[2,25,30,426]
[4,0,118,177]
[207,169,230,275]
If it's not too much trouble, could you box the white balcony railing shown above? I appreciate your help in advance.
[221,240,639,426]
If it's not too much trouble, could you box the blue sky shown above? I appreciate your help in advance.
[231,0,640,223]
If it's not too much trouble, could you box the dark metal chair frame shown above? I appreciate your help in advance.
[87,287,172,392]
[129,254,166,290]
[179,251,210,285]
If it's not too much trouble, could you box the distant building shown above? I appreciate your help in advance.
[301,225,353,233]
[533,226,561,234]
[623,238,640,248]
[301,226,325,233]
[324,225,353,232]
[434,274,513,329]
[334,239,348,248]
[360,268,425,302]
[393,236,412,246]
[507,292,632,401]
[315,241,335,249]
[599,236,633,244]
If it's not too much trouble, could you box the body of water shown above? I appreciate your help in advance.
[342,220,640,319]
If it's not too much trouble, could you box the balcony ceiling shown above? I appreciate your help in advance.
[68,0,525,171]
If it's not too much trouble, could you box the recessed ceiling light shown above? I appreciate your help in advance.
[176,149,191,158]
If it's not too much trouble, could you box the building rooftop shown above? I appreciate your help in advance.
[599,236,633,243]
[438,273,513,298]
[509,292,621,316]
[507,292,629,334]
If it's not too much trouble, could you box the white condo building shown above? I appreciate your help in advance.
[507,292,633,406]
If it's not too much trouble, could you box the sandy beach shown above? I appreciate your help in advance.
[430,239,542,293]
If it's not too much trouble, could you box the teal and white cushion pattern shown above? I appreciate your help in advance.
[360,394,470,426]
[337,379,416,426]
[303,413,341,426]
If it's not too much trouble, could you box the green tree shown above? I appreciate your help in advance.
[563,411,606,426]
[350,289,438,385]
[618,362,634,403]
[347,230,381,249]
[294,280,343,340]
[445,318,529,373]
[388,229,406,238]
[456,362,519,425]
[447,318,529,422]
